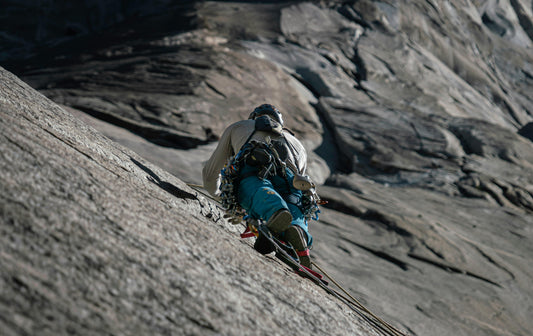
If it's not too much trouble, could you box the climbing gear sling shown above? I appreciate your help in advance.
[219,115,322,223]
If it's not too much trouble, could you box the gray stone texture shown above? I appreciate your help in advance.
[0,67,377,336]
[2,1,533,335]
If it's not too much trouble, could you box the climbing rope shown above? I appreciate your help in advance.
[187,183,220,203]
[311,261,408,336]
[256,221,408,336]
[186,183,408,336]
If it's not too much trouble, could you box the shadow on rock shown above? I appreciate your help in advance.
[131,157,196,200]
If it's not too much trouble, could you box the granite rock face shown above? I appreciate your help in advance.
[2,1,533,336]
[0,67,379,336]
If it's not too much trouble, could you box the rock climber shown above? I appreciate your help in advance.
[202,104,318,267]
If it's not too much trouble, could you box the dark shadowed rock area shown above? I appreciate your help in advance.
[1,1,533,335]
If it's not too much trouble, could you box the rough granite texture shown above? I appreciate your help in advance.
[2,1,533,335]
[0,67,379,336]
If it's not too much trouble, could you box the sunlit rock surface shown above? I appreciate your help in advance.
[1,67,381,336]
[2,1,533,335]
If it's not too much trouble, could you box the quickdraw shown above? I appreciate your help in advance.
[219,157,246,219]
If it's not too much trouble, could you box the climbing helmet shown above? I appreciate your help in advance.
[248,104,283,126]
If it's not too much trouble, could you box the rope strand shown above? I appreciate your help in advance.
[312,261,408,336]
[186,183,408,335]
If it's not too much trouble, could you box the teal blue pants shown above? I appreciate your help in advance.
[238,166,313,246]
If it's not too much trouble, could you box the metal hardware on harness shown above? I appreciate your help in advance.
[301,188,323,221]
[219,139,286,220]
[219,154,247,219]
[219,135,324,222]
[293,174,314,191]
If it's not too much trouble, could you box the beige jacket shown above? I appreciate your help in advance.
[202,119,307,196]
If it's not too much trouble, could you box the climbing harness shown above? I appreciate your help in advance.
[219,139,279,219]
[219,138,322,222]
[219,115,322,223]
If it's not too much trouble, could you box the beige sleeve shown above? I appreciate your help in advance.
[285,132,307,175]
[202,124,235,196]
